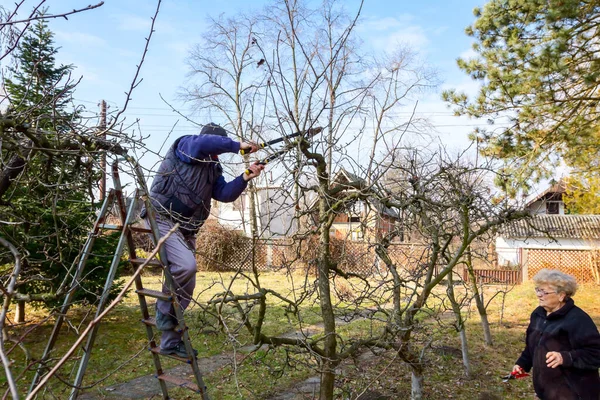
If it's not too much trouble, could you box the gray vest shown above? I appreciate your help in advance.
[148,137,223,235]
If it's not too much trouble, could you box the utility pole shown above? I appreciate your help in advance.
[98,100,107,201]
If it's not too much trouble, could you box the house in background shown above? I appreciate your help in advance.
[495,214,600,283]
[212,168,401,241]
[525,179,567,215]
[308,169,401,241]
[214,186,298,238]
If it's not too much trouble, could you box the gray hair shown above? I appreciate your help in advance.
[533,269,578,297]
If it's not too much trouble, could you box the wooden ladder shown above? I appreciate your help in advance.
[28,159,209,399]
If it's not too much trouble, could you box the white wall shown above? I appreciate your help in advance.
[215,187,297,237]
[217,196,249,233]
[257,188,297,237]
[527,200,565,215]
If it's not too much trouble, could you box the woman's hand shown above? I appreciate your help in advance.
[546,351,563,368]
[512,364,524,374]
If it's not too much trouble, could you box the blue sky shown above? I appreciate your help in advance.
[3,0,490,180]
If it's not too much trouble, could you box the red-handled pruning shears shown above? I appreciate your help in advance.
[243,127,322,175]
[501,370,530,382]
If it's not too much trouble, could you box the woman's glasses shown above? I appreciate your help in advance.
[534,288,556,296]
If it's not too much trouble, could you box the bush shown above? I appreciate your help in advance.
[194,222,250,271]
[298,235,369,275]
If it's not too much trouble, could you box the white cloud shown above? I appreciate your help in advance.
[54,31,107,48]
[71,63,101,83]
[458,46,478,61]
[440,76,481,98]
[383,26,430,49]
[113,14,152,32]
[168,41,192,58]
[360,15,414,32]
[359,15,429,53]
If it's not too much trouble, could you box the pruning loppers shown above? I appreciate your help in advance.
[243,127,323,174]
[501,370,530,382]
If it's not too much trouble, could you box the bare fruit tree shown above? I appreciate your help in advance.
[179,0,448,399]
[367,148,528,399]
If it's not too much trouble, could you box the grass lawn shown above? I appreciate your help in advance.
[2,270,598,399]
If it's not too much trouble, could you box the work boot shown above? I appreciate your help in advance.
[155,306,177,331]
[160,341,198,358]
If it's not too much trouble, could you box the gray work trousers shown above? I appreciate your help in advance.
[146,214,197,349]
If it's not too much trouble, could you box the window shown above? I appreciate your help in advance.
[546,202,559,214]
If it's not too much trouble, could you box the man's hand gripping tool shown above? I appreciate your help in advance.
[243,127,322,174]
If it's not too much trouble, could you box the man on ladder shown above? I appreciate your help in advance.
[141,122,263,357]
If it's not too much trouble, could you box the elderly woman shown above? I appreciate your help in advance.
[513,269,600,400]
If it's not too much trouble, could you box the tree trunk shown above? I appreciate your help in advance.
[446,273,472,377]
[15,301,25,323]
[375,244,402,324]
[411,369,424,400]
[318,198,337,400]
[478,309,493,346]
[0,149,31,201]
[459,328,472,378]
[466,250,493,346]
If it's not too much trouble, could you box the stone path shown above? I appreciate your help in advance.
[78,314,377,399]
[80,347,385,400]
[78,353,233,399]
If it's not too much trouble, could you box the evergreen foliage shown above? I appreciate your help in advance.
[0,16,123,310]
[443,1,600,190]
[4,17,78,131]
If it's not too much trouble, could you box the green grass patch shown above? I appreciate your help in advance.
[2,272,598,399]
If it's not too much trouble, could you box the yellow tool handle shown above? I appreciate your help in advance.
[245,161,268,175]
[240,142,266,155]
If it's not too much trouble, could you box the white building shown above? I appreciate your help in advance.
[213,186,298,238]
[525,180,567,215]
[496,214,600,266]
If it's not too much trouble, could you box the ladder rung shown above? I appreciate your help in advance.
[129,258,163,267]
[150,346,193,363]
[98,223,122,231]
[97,224,153,234]
[156,373,201,393]
[130,226,153,234]
[136,289,173,301]
[141,317,157,327]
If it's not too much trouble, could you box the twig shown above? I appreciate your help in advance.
[0,237,23,400]
[111,0,161,127]
[0,2,104,26]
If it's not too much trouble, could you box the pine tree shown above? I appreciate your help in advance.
[0,16,123,313]
[443,1,600,187]
[4,17,77,131]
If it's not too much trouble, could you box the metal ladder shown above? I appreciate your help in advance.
[28,159,209,400]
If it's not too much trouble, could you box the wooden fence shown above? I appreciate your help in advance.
[462,268,522,285]
[194,237,430,276]
[522,248,599,283]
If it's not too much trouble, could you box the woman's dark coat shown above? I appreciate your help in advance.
[516,298,600,400]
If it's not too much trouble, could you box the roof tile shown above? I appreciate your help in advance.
[502,215,600,239]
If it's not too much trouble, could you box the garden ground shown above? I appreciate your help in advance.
[3,271,599,399]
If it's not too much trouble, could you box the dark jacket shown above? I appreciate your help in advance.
[146,134,247,235]
[516,298,600,400]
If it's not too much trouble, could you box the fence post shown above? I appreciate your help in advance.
[266,239,272,269]
[521,248,528,283]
